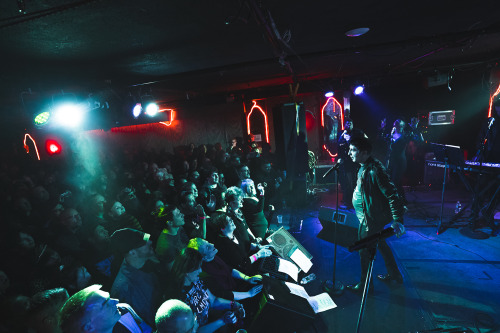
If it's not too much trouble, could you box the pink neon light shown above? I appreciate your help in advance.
[159,109,175,127]
[323,144,337,158]
[246,100,270,143]
[321,97,344,129]
[23,133,40,160]
[320,96,344,157]
[488,83,500,118]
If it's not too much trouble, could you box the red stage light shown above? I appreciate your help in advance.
[305,111,315,131]
[45,140,62,155]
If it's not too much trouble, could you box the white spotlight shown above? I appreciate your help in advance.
[132,103,142,118]
[145,103,159,116]
[353,85,364,95]
[53,103,85,128]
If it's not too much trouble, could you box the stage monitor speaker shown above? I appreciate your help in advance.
[266,227,313,261]
[317,206,360,248]
[249,276,316,333]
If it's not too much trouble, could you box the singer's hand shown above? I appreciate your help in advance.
[257,183,265,196]
[391,222,405,237]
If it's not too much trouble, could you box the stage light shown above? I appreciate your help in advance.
[345,27,370,37]
[34,111,50,125]
[45,139,62,155]
[353,85,364,95]
[324,91,334,98]
[132,103,142,118]
[145,102,159,116]
[140,94,159,117]
[53,103,85,128]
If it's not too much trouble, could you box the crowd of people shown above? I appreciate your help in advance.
[0,137,286,332]
[0,112,453,332]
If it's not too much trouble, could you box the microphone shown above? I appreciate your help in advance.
[488,117,495,129]
[348,227,396,252]
[323,158,343,178]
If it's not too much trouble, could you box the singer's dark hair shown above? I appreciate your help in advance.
[350,136,372,154]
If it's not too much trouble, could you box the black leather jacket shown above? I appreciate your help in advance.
[358,156,405,233]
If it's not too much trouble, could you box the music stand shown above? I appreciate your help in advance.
[430,143,464,234]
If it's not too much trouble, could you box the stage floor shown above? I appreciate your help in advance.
[265,185,500,333]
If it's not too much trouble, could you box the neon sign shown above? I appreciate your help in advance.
[246,100,270,143]
[321,96,345,158]
[23,133,40,160]
[159,109,175,127]
[488,83,500,118]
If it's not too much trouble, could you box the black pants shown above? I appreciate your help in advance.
[358,225,401,284]
[388,157,407,202]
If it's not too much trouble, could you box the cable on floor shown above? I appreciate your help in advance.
[412,231,499,268]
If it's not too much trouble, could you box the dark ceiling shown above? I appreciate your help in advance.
[1,0,500,111]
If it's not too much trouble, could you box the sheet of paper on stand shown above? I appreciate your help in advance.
[285,281,310,298]
[307,293,337,313]
[289,247,313,273]
[278,258,299,281]
[284,282,337,313]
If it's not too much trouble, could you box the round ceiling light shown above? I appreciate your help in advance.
[345,27,370,37]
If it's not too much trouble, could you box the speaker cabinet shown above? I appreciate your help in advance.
[273,102,307,175]
[424,160,449,188]
[266,227,313,261]
[249,276,316,333]
[317,206,360,248]
[314,164,338,184]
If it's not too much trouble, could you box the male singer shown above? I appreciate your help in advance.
[337,118,366,209]
[346,136,406,292]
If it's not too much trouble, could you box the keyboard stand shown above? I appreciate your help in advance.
[437,157,449,234]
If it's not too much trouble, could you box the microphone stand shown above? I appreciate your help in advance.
[322,166,345,296]
[348,227,396,333]
[356,246,377,333]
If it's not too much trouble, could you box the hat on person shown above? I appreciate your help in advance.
[110,228,150,255]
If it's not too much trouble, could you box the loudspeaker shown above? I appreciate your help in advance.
[288,178,308,207]
[273,102,307,174]
[424,160,449,188]
[249,276,316,333]
[266,227,313,261]
[317,206,360,248]
[314,164,338,184]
